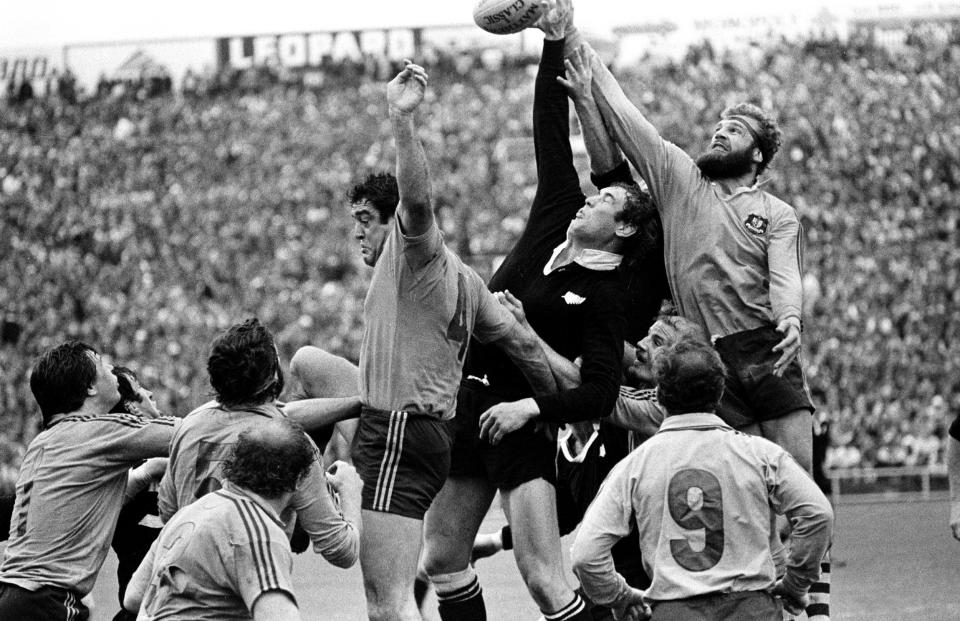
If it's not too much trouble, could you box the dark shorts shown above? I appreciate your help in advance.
[651,590,781,621]
[714,326,815,427]
[0,582,89,621]
[448,381,557,490]
[352,406,451,520]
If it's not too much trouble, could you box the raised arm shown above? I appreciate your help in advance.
[559,44,624,177]
[387,61,433,239]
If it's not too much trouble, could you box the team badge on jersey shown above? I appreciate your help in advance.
[562,291,586,305]
[744,214,768,235]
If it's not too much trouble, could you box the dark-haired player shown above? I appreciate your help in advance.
[125,418,314,620]
[157,318,363,569]
[0,342,177,621]
[573,339,834,621]
[420,4,666,621]
[108,366,168,621]
[346,61,560,621]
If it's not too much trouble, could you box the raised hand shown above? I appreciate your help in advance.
[387,60,428,115]
[534,0,573,40]
[558,45,594,102]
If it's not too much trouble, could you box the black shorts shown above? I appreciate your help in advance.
[0,582,88,621]
[714,325,815,427]
[448,381,556,490]
[352,406,451,520]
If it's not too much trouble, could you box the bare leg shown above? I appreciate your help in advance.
[360,510,425,621]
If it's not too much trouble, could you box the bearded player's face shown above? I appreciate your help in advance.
[351,200,392,267]
[695,118,760,180]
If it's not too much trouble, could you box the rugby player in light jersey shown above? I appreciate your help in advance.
[573,339,833,621]
[349,62,555,621]
[125,419,313,621]
[0,342,178,621]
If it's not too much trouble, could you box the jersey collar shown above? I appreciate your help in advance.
[544,240,623,275]
[658,412,731,432]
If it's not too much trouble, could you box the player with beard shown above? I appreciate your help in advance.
[570,42,830,620]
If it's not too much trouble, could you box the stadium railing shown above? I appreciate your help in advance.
[826,465,949,505]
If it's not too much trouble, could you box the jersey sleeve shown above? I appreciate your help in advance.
[609,388,664,440]
[287,442,359,568]
[469,271,514,344]
[233,530,297,613]
[397,214,444,272]
[98,415,179,463]
[533,282,626,423]
[766,204,804,325]
[590,57,701,218]
[571,454,637,608]
[764,441,834,597]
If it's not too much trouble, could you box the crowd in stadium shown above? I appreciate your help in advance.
[1,23,959,493]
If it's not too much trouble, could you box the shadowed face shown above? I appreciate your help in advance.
[567,186,628,244]
[351,199,392,267]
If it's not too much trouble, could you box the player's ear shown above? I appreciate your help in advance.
[752,147,763,164]
[615,221,637,238]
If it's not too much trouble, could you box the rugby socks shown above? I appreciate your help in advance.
[433,567,486,621]
[542,593,591,621]
[806,556,831,621]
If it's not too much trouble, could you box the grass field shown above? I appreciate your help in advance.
[82,498,959,620]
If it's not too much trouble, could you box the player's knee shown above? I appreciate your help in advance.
[289,346,317,386]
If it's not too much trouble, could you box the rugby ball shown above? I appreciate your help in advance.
[473,0,544,35]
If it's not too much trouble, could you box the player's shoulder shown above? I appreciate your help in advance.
[57,412,176,430]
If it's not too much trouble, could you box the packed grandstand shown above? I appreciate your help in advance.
[1,22,958,494]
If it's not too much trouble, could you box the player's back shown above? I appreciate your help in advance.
[626,413,782,601]
[158,402,282,518]
[1,413,176,596]
[139,487,293,620]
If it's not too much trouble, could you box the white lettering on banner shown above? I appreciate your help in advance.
[218,29,421,68]
[228,38,252,69]
[279,34,307,66]
[331,32,362,61]
[253,36,278,65]
[307,33,333,65]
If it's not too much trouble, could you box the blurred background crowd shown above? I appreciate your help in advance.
[2,24,958,492]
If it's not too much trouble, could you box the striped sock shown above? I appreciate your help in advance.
[806,558,831,621]
[434,568,486,621]
[543,593,591,621]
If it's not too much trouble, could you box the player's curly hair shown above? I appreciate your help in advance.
[207,318,284,408]
[109,366,142,414]
[347,172,400,223]
[30,341,99,426]
[612,181,663,267]
[720,103,782,176]
[223,420,315,498]
[653,338,726,415]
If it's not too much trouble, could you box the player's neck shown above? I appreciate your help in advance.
[714,171,758,195]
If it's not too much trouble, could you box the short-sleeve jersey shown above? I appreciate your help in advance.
[157,402,357,567]
[137,486,295,620]
[0,413,177,596]
[578,413,827,603]
[360,217,512,419]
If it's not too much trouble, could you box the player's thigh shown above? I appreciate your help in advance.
[360,509,423,598]
[759,409,813,473]
[501,478,565,576]
[422,475,496,574]
[289,345,358,398]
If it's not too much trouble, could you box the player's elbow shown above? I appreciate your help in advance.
[570,537,599,581]
[314,526,360,568]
